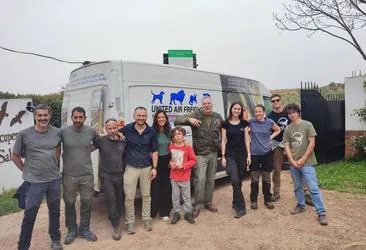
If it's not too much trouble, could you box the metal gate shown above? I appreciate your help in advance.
[300,82,345,163]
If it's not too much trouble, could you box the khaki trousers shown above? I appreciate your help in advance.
[124,166,151,224]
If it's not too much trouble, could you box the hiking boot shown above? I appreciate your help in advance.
[234,210,246,219]
[271,194,280,202]
[184,212,195,224]
[291,205,305,215]
[64,230,77,245]
[51,240,63,250]
[127,223,136,234]
[192,208,200,218]
[171,212,181,224]
[205,203,218,213]
[265,202,275,209]
[112,226,121,241]
[143,220,153,231]
[250,202,258,209]
[79,230,97,242]
[319,214,328,226]
[305,194,314,207]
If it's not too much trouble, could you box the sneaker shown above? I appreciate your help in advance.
[51,240,63,250]
[271,194,280,202]
[112,226,121,241]
[250,202,258,209]
[79,230,97,242]
[127,223,136,234]
[204,203,218,213]
[192,208,200,218]
[234,210,246,219]
[184,213,195,224]
[64,230,77,245]
[319,214,328,225]
[264,202,275,209]
[143,220,153,231]
[171,212,181,224]
[162,216,170,222]
[291,205,305,215]
[305,194,314,207]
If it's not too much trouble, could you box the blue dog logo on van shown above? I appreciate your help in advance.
[189,94,197,105]
[151,91,165,104]
[169,90,185,105]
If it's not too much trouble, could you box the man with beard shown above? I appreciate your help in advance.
[61,107,99,244]
[120,107,158,234]
[94,118,126,240]
[12,104,63,250]
[174,96,223,218]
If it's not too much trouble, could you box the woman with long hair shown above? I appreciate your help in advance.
[221,102,251,218]
[150,110,172,221]
[248,104,280,210]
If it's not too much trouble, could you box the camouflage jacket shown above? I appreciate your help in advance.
[174,110,223,155]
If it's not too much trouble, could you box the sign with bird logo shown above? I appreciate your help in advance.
[0,99,33,193]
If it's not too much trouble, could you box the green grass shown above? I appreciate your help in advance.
[0,189,21,216]
[316,158,366,194]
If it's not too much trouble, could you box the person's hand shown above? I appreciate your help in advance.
[188,118,201,127]
[177,164,184,169]
[150,168,157,180]
[221,157,227,168]
[296,157,306,167]
[169,161,177,169]
[290,159,301,169]
[246,156,251,166]
[117,132,125,141]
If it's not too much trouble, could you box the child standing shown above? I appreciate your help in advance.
[169,127,197,224]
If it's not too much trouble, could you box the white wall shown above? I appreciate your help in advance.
[345,76,366,131]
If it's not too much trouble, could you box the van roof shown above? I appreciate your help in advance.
[70,60,261,84]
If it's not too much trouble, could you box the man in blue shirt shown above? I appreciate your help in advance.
[120,106,158,234]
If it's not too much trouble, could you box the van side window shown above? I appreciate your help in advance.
[263,96,272,115]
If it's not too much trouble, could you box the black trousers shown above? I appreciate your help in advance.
[18,178,61,250]
[250,151,273,203]
[226,151,247,212]
[151,155,172,217]
[101,175,123,227]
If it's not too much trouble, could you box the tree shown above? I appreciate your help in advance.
[274,0,366,60]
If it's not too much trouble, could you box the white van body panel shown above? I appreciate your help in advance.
[62,60,271,190]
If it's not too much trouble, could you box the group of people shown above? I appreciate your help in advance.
[11,95,328,250]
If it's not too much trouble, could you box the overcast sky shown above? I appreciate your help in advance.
[1,0,365,94]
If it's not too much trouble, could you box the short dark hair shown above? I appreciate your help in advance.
[285,103,301,115]
[105,118,117,124]
[270,94,281,100]
[255,104,266,112]
[34,104,50,115]
[134,106,147,113]
[170,126,186,140]
[71,106,86,117]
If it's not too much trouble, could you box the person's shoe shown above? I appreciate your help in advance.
[264,201,275,209]
[184,212,195,224]
[64,230,77,245]
[127,223,136,234]
[79,230,97,242]
[192,208,200,218]
[162,216,170,222]
[171,212,181,224]
[271,194,280,202]
[319,214,328,225]
[51,240,63,250]
[305,194,314,207]
[234,210,246,219]
[143,220,153,231]
[205,203,218,213]
[112,226,121,241]
[250,202,258,209]
[291,205,305,215]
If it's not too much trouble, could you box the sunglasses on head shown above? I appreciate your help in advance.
[271,99,281,103]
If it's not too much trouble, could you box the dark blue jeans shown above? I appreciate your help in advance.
[18,178,61,250]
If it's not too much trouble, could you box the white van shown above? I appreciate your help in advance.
[61,60,272,191]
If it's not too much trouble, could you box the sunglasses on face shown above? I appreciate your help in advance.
[271,99,281,103]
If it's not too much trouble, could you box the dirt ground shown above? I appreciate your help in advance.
[1,171,366,250]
